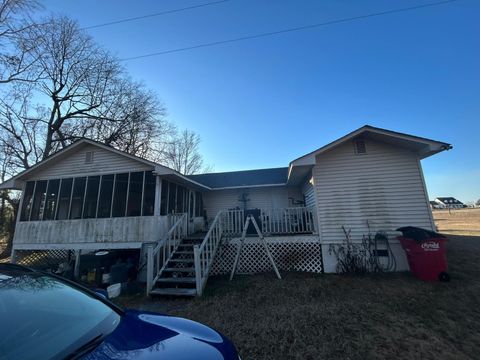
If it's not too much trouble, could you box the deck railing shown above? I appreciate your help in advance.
[146,213,188,295]
[221,209,244,236]
[193,210,226,296]
[261,207,316,235]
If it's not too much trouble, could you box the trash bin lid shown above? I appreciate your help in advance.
[396,226,446,242]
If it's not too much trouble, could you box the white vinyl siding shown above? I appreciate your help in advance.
[29,144,153,180]
[313,139,434,243]
[202,186,299,220]
[302,178,316,208]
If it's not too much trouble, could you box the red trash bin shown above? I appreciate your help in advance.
[398,236,448,281]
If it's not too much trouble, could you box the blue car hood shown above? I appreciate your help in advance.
[82,310,237,360]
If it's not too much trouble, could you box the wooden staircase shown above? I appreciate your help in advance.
[146,210,244,297]
[149,233,205,297]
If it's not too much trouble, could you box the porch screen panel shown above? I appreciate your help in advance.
[30,180,47,221]
[160,179,169,216]
[127,172,143,217]
[69,177,86,219]
[168,182,177,214]
[142,171,155,216]
[112,173,128,217]
[177,186,185,213]
[83,176,100,218]
[56,178,73,220]
[20,181,35,221]
[195,192,203,217]
[43,179,60,220]
[97,174,114,218]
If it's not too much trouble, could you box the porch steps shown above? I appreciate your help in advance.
[162,267,195,273]
[149,233,206,297]
[168,258,194,264]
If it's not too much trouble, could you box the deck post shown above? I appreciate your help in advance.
[146,245,154,295]
[154,176,162,216]
[74,250,81,279]
[10,248,16,264]
[193,245,202,296]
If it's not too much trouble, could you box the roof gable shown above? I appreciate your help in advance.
[290,125,451,167]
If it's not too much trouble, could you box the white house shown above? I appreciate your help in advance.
[434,197,465,209]
[0,125,451,296]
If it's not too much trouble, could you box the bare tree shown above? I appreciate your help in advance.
[0,85,43,170]
[18,16,124,158]
[0,0,42,84]
[84,77,173,159]
[162,129,211,175]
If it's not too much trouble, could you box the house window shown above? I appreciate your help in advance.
[354,139,367,154]
[160,179,169,216]
[127,172,144,217]
[56,178,73,220]
[69,177,86,219]
[20,181,35,221]
[97,174,114,218]
[30,180,48,221]
[43,179,60,221]
[142,171,155,216]
[112,173,129,217]
[83,176,100,218]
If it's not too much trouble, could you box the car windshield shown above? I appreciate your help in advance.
[0,268,121,360]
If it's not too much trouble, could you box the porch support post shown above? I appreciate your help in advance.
[74,250,81,279]
[193,245,202,296]
[146,245,154,296]
[10,247,16,264]
[154,176,162,216]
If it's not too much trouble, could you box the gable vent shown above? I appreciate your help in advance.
[85,151,94,164]
[354,139,366,154]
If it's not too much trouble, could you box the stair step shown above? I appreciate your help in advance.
[175,250,194,255]
[169,258,194,263]
[182,240,203,245]
[150,287,197,297]
[163,267,195,273]
[157,277,196,284]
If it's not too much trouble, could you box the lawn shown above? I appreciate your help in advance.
[115,210,480,359]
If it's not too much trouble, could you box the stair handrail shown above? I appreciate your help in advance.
[146,213,187,295]
[193,210,225,296]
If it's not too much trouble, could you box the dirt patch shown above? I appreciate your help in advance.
[433,208,480,236]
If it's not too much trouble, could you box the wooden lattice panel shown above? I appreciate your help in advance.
[15,249,72,269]
[211,237,323,275]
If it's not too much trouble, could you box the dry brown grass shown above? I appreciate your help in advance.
[433,208,480,236]
[115,233,480,359]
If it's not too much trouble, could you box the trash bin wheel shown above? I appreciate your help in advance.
[439,272,450,282]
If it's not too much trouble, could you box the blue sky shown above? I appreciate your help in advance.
[41,0,479,202]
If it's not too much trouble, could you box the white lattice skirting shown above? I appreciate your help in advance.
[210,235,323,275]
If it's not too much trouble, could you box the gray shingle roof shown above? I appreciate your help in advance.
[187,167,288,189]
[436,197,464,205]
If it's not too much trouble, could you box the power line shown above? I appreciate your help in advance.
[120,0,458,61]
[82,0,233,30]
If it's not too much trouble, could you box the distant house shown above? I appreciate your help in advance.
[430,201,445,209]
[434,197,465,209]
[0,125,452,296]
